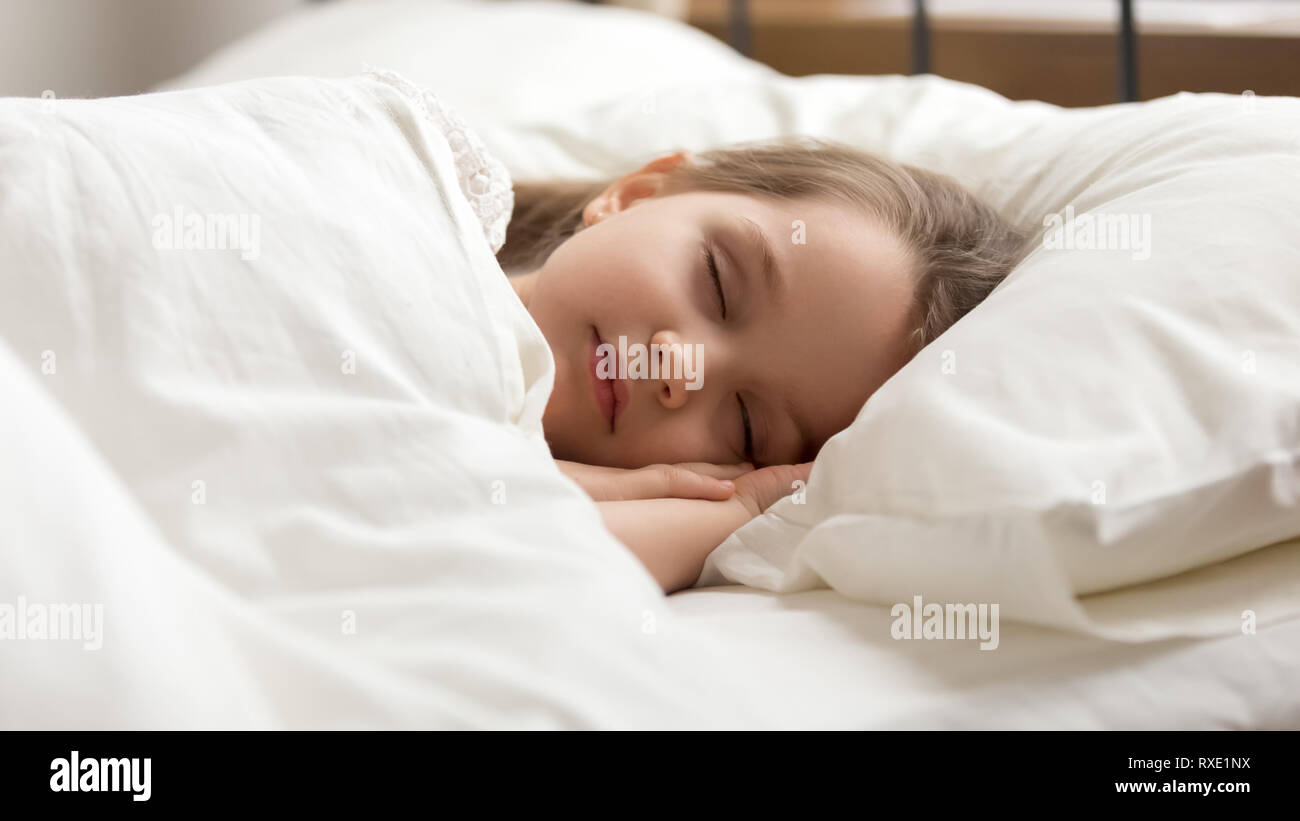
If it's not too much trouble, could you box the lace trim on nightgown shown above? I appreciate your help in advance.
[363,66,514,254]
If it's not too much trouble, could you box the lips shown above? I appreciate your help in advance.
[590,327,629,432]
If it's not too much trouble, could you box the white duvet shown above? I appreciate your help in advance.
[0,71,763,728]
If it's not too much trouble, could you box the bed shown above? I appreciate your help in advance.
[4,0,1297,729]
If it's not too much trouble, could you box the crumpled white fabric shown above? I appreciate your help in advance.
[0,71,765,728]
[363,66,514,253]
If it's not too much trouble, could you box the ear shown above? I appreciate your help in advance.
[583,150,694,227]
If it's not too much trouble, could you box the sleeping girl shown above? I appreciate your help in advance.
[496,138,1028,592]
[0,73,1025,602]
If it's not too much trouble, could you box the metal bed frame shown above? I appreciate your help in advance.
[583,0,1141,103]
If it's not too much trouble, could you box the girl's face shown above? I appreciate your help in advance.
[512,152,919,469]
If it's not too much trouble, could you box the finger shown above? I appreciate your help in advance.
[672,462,755,481]
[633,464,736,501]
[774,462,814,496]
[736,461,814,515]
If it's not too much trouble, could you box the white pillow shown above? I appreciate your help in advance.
[479,74,1300,641]
[158,0,773,127]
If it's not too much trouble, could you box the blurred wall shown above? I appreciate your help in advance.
[0,0,302,98]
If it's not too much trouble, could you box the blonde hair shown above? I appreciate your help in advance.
[497,137,1029,356]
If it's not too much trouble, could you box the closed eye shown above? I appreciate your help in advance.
[702,245,750,461]
[738,395,754,464]
[702,246,726,318]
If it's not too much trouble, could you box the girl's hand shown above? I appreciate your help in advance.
[729,462,814,519]
[557,460,754,502]
[591,460,815,594]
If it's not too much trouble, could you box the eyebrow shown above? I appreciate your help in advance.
[736,217,784,302]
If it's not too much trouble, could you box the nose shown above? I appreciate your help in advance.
[651,329,690,410]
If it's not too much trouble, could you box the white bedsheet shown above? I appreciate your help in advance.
[670,587,1300,729]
